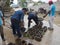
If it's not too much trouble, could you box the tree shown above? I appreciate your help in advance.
[0,0,11,12]
[21,0,27,8]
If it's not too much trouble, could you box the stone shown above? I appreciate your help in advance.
[28,43,33,45]
[8,43,15,45]
[43,26,47,32]
[34,36,42,42]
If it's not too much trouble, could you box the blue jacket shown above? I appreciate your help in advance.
[28,12,37,19]
[11,10,24,22]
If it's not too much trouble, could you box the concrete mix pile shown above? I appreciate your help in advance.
[24,18,47,42]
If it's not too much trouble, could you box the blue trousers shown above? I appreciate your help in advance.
[11,18,21,37]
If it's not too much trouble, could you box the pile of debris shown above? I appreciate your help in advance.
[8,38,33,45]
[24,18,47,42]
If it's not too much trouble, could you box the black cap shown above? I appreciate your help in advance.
[22,8,28,11]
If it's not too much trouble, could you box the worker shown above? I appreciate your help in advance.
[28,9,38,28]
[43,1,56,30]
[11,8,28,38]
[0,6,9,45]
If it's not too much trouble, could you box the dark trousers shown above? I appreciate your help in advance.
[11,19,21,37]
[28,16,38,28]
[0,26,5,41]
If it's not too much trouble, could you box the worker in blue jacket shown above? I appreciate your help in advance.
[28,10,38,28]
[11,8,28,38]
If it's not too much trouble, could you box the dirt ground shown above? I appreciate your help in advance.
[2,12,60,44]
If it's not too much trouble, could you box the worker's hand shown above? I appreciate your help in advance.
[20,24,24,28]
[3,22,5,26]
[2,17,5,26]
[21,25,24,28]
[20,21,24,28]
[43,15,46,18]
[30,21,32,23]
